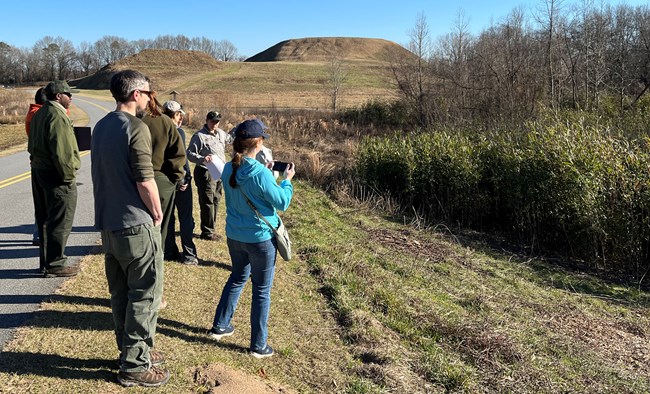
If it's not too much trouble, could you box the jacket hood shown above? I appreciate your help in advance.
[235,157,265,184]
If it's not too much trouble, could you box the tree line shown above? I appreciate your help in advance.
[391,1,650,127]
[0,34,242,85]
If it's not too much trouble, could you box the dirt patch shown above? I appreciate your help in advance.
[369,227,452,263]
[545,308,650,378]
[193,363,296,394]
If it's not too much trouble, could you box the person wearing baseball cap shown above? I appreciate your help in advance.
[207,118,295,359]
[28,80,80,277]
[186,110,233,241]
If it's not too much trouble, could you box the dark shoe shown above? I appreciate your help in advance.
[117,349,166,369]
[250,345,274,359]
[32,238,40,246]
[117,366,170,387]
[44,265,79,278]
[164,251,181,262]
[208,325,235,340]
[200,234,222,241]
[181,256,199,265]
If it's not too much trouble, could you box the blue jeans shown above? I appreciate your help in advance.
[212,237,277,351]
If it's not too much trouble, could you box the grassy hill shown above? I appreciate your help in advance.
[245,37,412,62]
[69,38,404,112]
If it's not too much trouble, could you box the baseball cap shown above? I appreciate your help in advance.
[163,100,185,115]
[44,80,73,95]
[206,111,222,122]
[233,119,270,139]
[253,118,268,130]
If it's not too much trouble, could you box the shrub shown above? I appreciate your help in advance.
[356,117,650,278]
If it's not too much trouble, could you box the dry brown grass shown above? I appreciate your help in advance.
[0,88,89,154]
[0,88,31,125]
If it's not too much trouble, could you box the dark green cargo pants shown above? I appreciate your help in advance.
[31,168,77,271]
[102,222,164,372]
[154,174,177,248]
[194,166,222,238]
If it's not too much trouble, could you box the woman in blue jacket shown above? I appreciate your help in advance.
[208,119,295,358]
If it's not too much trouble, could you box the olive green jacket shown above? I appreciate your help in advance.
[28,101,80,183]
[142,114,186,184]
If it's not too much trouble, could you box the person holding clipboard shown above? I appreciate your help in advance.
[186,110,233,241]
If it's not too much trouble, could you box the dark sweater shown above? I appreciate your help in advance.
[142,114,186,183]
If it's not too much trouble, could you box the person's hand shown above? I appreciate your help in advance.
[264,161,273,170]
[152,212,163,227]
[204,155,213,163]
[284,162,296,180]
[178,183,188,192]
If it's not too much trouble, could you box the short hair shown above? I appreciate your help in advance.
[34,88,46,105]
[110,69,149,103]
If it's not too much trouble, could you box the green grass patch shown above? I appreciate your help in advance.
[1,180,649,393]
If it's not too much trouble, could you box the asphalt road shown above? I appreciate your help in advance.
[0,95,114,350]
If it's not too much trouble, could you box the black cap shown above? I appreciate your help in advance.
[206,111,222,122]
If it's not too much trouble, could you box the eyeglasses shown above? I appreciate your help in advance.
[61,92,72,98]
[138,89,152,97]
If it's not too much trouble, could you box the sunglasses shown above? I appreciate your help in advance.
[138,89,152,97]
[61,92,72,98]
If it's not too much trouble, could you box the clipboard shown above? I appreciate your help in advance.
[206,156,225,180]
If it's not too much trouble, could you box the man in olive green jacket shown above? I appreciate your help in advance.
[28,80,80,277]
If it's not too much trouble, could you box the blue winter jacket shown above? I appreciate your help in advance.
[223,157,293,243]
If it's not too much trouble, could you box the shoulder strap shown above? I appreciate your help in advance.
[239,188,276,231]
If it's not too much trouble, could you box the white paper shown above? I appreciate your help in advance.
[206,156,225,180]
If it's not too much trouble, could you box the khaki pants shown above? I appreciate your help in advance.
[102,222,163,372]
[154,174,177,249]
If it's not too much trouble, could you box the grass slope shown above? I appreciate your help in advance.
[69,48,398,112]
[1,180,648,393]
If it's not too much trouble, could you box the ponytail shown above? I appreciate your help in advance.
[229,137,263,188]
[229,151,244,188]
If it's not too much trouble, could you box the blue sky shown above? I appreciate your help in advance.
[1,0,646,58]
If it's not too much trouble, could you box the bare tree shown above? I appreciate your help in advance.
[94,36,134,66]
[630,5,650,106]
[215,40,238,61]
[390,12,437,127]
[327,56,348,111]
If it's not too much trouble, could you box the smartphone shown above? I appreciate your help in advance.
[272,161,289,172]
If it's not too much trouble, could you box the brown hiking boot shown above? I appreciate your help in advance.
[44,265,79,278]
[149,350,165,366]
[117,366,170,387]
[117,349,166,369]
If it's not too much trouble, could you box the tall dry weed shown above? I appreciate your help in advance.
[0,88,32,124]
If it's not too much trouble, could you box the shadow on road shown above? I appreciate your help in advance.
[0,244,98,261]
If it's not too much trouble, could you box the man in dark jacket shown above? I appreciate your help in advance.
[28,80,80,277]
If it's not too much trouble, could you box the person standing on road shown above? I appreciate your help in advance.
[28,80,80,277]
[91,69,170,388]
[208,119,295,359]
[187,110,233,241]
[141,92,186,250]
[162,100,199,265]
[25,87,46,246]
